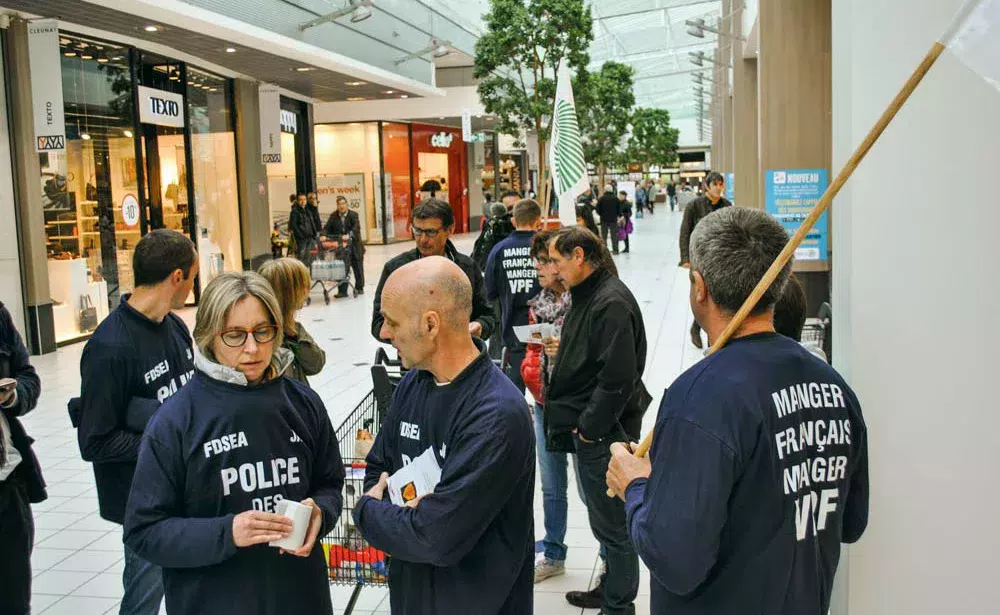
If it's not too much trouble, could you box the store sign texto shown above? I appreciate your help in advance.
[431,132,454,148]
[122,194,140,228]
[28,19,66,152]
[138,86,185,128]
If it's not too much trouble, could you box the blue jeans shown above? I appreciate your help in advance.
[534,403,569,562]
[120,539,163,615]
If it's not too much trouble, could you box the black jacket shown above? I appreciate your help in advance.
[679,196,732,265]
[306,204,322,238]
[289,204,315,242]
[324,210,366,258]
[0,303,45,503]
[596,193,622,223]
[371,241,498,342]
[544,268,652,453]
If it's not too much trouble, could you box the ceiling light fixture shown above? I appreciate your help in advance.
[81,133,92,140]
[123,130,133,138]
[144,25,159,32]
[382,89,395,94]
[81,54,93,60]
[97,57,108,63]
[298,0,374,30]
[296,67,315,72]
[347,96,367,101]
[345,81,367,86]
[400,94,409,99]
[685,18,747,42]
[63,51,75,57]
[394,37,452,65]
[225,47,236,53]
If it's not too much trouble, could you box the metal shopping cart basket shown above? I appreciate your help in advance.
[801,302,832,362]
[322,386,388,615]
[308,241,356,305]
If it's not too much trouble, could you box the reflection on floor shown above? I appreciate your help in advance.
[22,207,700,614]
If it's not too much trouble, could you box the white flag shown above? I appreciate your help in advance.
[549,59,589,227]
[944,0,1000,91]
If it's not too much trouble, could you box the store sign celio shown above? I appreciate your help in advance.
[138,86,185,128]
[430,132,454,148]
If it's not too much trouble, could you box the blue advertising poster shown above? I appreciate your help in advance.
[764,169,829,261]
[725,172,735,202]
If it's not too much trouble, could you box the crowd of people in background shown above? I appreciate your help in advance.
[0,171,869,615]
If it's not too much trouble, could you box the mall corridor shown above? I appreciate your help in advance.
[18,208,695,615]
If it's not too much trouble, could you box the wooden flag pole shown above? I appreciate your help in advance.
[608,41,946,497]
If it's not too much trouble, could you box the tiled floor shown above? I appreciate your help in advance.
[21,206,700,614]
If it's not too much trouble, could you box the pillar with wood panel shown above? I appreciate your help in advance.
[757,0,832,307]
[732,2,760,207]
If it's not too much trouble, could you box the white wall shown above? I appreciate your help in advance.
[0,40,24,336]
[833,1,1000,614]
[313,86,483,124]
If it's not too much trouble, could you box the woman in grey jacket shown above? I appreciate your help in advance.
[258,258,326,384]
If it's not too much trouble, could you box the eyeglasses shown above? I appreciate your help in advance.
[219,325,279,348]
[411,225,444,238]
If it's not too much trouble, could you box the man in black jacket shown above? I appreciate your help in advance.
[324,195,366,297]
[542,226,652,615]
[679,171,731,349]
[77,229,198,615]
[596,185,623,254]
[371,198,497,343]
[0,302,43,615]
[289,192,317,263]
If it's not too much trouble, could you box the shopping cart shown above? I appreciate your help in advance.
[308,240,355,305]
[323,388,389,615]
[801,302,832,362]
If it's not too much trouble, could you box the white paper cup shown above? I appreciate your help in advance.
[269,499,311,551]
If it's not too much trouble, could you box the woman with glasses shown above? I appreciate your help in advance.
[258,258,326,385]
[124,272,345,615]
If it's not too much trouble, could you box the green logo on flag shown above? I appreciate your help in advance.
[553,100,586,195]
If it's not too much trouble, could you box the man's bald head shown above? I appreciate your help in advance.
[383,256,472,335]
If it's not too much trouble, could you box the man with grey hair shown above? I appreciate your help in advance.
[356,256,535,615]
[606,207,869,615]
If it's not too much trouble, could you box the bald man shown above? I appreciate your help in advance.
[353,256,535,615]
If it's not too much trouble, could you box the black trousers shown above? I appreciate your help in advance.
[338,250,365,294]
[601,222,620,253]
[575,436,639,614]
[504,346,527,395]
[0,479,33,615]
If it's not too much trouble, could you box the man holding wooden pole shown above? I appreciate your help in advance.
[606,207,869,614]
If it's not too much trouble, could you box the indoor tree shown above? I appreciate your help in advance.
[626,107,681,170]
[474,0,593,207]
[575,61,636,189]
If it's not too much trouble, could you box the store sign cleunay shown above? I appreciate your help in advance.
[431,132,454,148]
[138,86,185,128]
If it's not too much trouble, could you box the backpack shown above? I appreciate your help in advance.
[473,213,514,270]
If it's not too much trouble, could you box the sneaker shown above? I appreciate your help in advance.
[534,559,566,583]
[566,576,604,609]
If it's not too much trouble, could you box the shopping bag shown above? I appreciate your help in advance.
[79,296,98,332]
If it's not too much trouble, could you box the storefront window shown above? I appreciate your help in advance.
[314,122,380,243]
[411,124,469,233]
[43,34,135,343]
[187,68,241,292]
[380,122,412,241]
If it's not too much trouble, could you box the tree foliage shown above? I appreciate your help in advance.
[575,61,635,183]
[626,107,680,168]
[474,0,594,201]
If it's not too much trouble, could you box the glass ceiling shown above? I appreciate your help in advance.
[589,0,721,124]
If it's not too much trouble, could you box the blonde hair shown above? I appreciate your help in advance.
[193,271,285,361]
[257,258,310,336]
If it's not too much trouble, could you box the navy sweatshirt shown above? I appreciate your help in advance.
[124,367,345,615]
[625,333,869,614]
[78,296,195,524]
[353,348,535,615]
[484,230,539,350]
